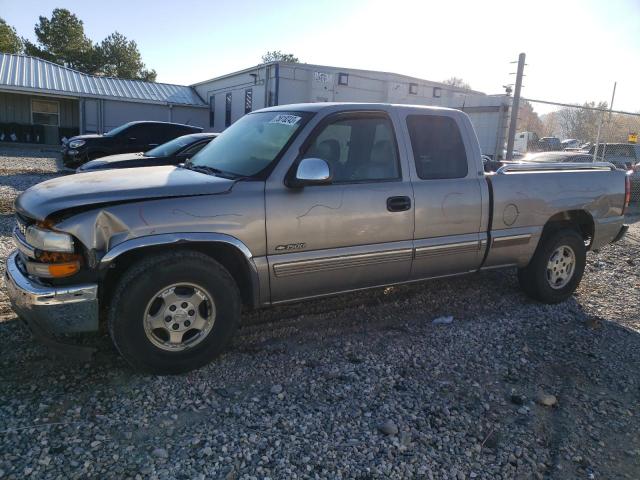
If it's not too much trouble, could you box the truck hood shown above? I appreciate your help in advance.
[15,166,235,221]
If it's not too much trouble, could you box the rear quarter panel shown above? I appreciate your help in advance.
[486,169,626,268]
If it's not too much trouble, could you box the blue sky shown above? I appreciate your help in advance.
[2,0,639,112]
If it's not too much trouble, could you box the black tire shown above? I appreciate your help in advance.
[517,227,586,304]
[108,250,241,374]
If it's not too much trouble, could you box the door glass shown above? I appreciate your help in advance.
[301,115,400,182]
[406,115,468,179]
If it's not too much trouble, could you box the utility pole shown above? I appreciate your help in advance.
[505,53,526,161]
[593,81,617,162]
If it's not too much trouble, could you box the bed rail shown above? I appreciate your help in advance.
[496,162,618,174]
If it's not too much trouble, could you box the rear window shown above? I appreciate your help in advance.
[406,115,468,179]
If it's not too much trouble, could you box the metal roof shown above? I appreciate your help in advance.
[0,54,206,107]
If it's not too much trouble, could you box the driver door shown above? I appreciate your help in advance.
[265,111,415,303]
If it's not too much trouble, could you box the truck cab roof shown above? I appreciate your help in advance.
[258,102,464,115]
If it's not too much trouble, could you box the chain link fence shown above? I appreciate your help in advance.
[513,98,640,204]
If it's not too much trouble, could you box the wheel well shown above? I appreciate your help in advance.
[101,242,256,309]
[543,210,594,247]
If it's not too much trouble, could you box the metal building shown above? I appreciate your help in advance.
[0,53,208,145]
[192,62,511,158]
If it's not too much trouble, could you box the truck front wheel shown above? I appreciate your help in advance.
[517,228,586,304]
[108,250,241,374]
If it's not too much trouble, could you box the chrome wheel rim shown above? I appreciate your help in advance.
[546,246,576,290]
[143,283,216,352]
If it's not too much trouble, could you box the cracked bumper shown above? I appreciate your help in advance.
[4,251,99,335]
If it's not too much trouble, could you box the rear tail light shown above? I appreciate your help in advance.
[623,174,631,215]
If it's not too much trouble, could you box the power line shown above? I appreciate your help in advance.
[522,97,640,117]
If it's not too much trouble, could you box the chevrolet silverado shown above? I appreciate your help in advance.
[5,103,630,373]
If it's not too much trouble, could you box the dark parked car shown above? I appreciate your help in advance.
[537,136,562,151]
[77,133,218,172]
[587,143,640,170]
[62,121,203,167]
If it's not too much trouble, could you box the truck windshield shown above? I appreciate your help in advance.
[189,111,311,177]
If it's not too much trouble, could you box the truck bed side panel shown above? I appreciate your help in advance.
[486,170,626,268]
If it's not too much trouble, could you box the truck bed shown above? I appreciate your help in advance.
[484,162,627,269]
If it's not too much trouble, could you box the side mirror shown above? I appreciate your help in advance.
[287,157,332,188]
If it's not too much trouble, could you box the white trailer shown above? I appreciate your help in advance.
[193,62,511,158]
[514,131,539,154]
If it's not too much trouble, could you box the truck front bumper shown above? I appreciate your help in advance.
[4,251,99,357]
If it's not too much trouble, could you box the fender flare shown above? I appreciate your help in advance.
[99,232,261,307]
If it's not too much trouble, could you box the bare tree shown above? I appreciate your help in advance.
[261,51,299,63]
[442,77,471,90]
[516,100,543,135]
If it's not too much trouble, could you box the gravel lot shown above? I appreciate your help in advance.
[0,148,639,479]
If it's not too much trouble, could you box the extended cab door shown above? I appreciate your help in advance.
[400,111,487,278]
[265,110,415,303]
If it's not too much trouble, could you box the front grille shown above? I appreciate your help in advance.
[16,218,27,237]
[13,214,37,260]
[15,213,33,237]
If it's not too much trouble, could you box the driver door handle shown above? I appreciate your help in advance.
[387,196,411,212]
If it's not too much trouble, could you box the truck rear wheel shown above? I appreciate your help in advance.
[108,250,241,374]
[517,228,586,304]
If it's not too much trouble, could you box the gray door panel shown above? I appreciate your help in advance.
[411,178,484,278]
[266,182,414,302]
[397,111,486,279]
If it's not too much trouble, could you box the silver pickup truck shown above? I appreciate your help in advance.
[5,103,630,373]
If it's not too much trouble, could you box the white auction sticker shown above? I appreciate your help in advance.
[269,114,301,126]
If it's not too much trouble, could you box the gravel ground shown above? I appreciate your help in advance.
[0,152,639,479]
[0,146,65,218]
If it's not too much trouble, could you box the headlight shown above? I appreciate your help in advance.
[25,226,74,253]
[69,139,86,148]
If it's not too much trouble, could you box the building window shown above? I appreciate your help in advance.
[244,88,253,114]
[209,95,215,128]
[409,83,418,95]
[338,73,349,86]
[225,92,232,128]
[433,87,442,98]
[32,99,59,126]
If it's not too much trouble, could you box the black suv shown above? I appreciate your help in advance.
[62,121,203,167]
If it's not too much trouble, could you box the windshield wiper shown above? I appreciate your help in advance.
[180,163,240,179]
